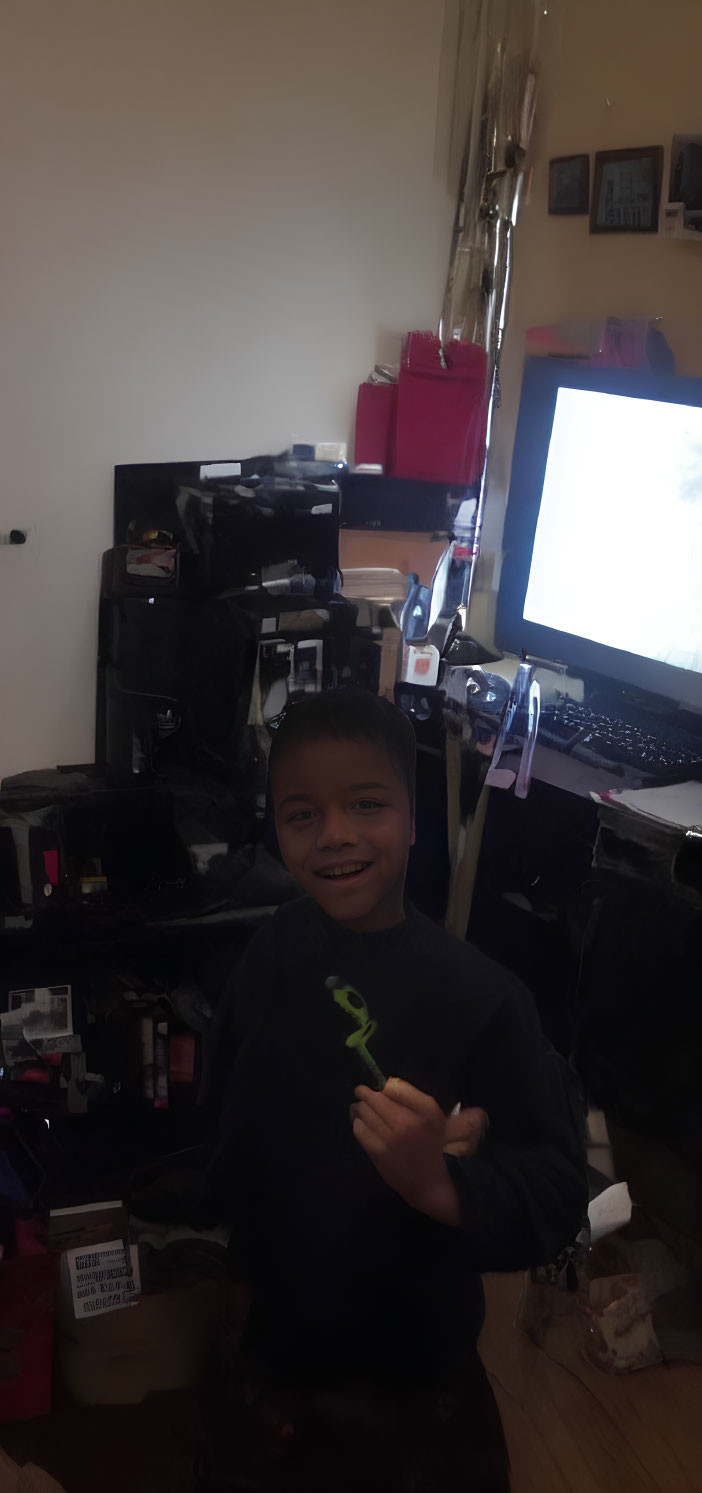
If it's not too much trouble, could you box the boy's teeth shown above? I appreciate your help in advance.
[321,862,366,878]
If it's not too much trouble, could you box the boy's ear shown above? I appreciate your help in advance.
[410,802,416,847]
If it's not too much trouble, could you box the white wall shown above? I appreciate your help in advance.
[471,0,702,643]
[0,0,453,776]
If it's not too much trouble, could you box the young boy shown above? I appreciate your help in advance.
[204,691,586,1491]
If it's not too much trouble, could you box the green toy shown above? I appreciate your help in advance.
[325,976,386,1091]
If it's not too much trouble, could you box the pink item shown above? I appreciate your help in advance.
[392,333,488,485]
[15,1219,48,1257]
[526,317,661,370]
[591,318,650,369]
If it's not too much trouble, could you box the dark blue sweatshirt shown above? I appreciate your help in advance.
[207,898,586,1387]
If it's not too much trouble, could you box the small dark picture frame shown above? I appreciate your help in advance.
[590,145,664,233]
[548,154,590,215]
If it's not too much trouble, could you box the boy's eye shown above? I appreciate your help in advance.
[353,799,384,812]
[289,808,316,823]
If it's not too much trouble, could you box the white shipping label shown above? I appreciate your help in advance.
[67,1240,141,1319]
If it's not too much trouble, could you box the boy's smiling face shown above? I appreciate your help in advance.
[273,734,414,933]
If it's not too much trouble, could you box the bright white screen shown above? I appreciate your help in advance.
[524,387,702,676]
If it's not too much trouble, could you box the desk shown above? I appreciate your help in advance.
[594,800,702,912]
[468,757,702,1239]
[575,805,702,1241]
[501,741,644,800]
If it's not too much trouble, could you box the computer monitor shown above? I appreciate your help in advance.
[496,357,702,714]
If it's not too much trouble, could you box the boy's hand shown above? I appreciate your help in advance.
[352,1078,488,1227]
[444,1104,489,1157]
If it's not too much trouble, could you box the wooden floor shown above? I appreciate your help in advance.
[4,1276,702,1491]
[480,1274,702,1493]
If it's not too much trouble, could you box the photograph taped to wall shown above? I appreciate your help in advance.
[669,134,702,232]
[1,984,73,1044]
[548,154,589,215]
[590,146,663,233]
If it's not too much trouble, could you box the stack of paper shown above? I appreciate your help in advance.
[593,780,702,832]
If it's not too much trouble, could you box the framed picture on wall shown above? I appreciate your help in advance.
[590,145,664,233]
[548,154,590,215]
[669,134,702,232]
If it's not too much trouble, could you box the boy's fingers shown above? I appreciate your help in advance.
[383,1077,436,1116]
[352,1116,385,1157]
[444,1107,489,1148]
[354,1085,408,1130]
[382,1077,443,1120]
[350,1099,392,1138]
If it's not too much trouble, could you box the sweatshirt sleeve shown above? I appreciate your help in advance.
[447,975,588,1271]
[199,918,278,1128]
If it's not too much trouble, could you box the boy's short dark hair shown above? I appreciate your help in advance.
[268,690,416,804]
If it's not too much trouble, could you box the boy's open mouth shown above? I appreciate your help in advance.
[315,861,372,882]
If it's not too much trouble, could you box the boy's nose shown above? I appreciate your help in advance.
[317,809,357,850]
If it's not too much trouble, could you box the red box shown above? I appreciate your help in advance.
[0,1254,58,1422]
[354,382,397,469]
[392,332,488,485]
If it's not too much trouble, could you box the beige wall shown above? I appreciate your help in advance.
[0,0,453,776]
[472,0,702,644]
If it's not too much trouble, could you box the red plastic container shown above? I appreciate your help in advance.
[0,1252,58,1422]
[354,382,397,469]
[392,332,488,485]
